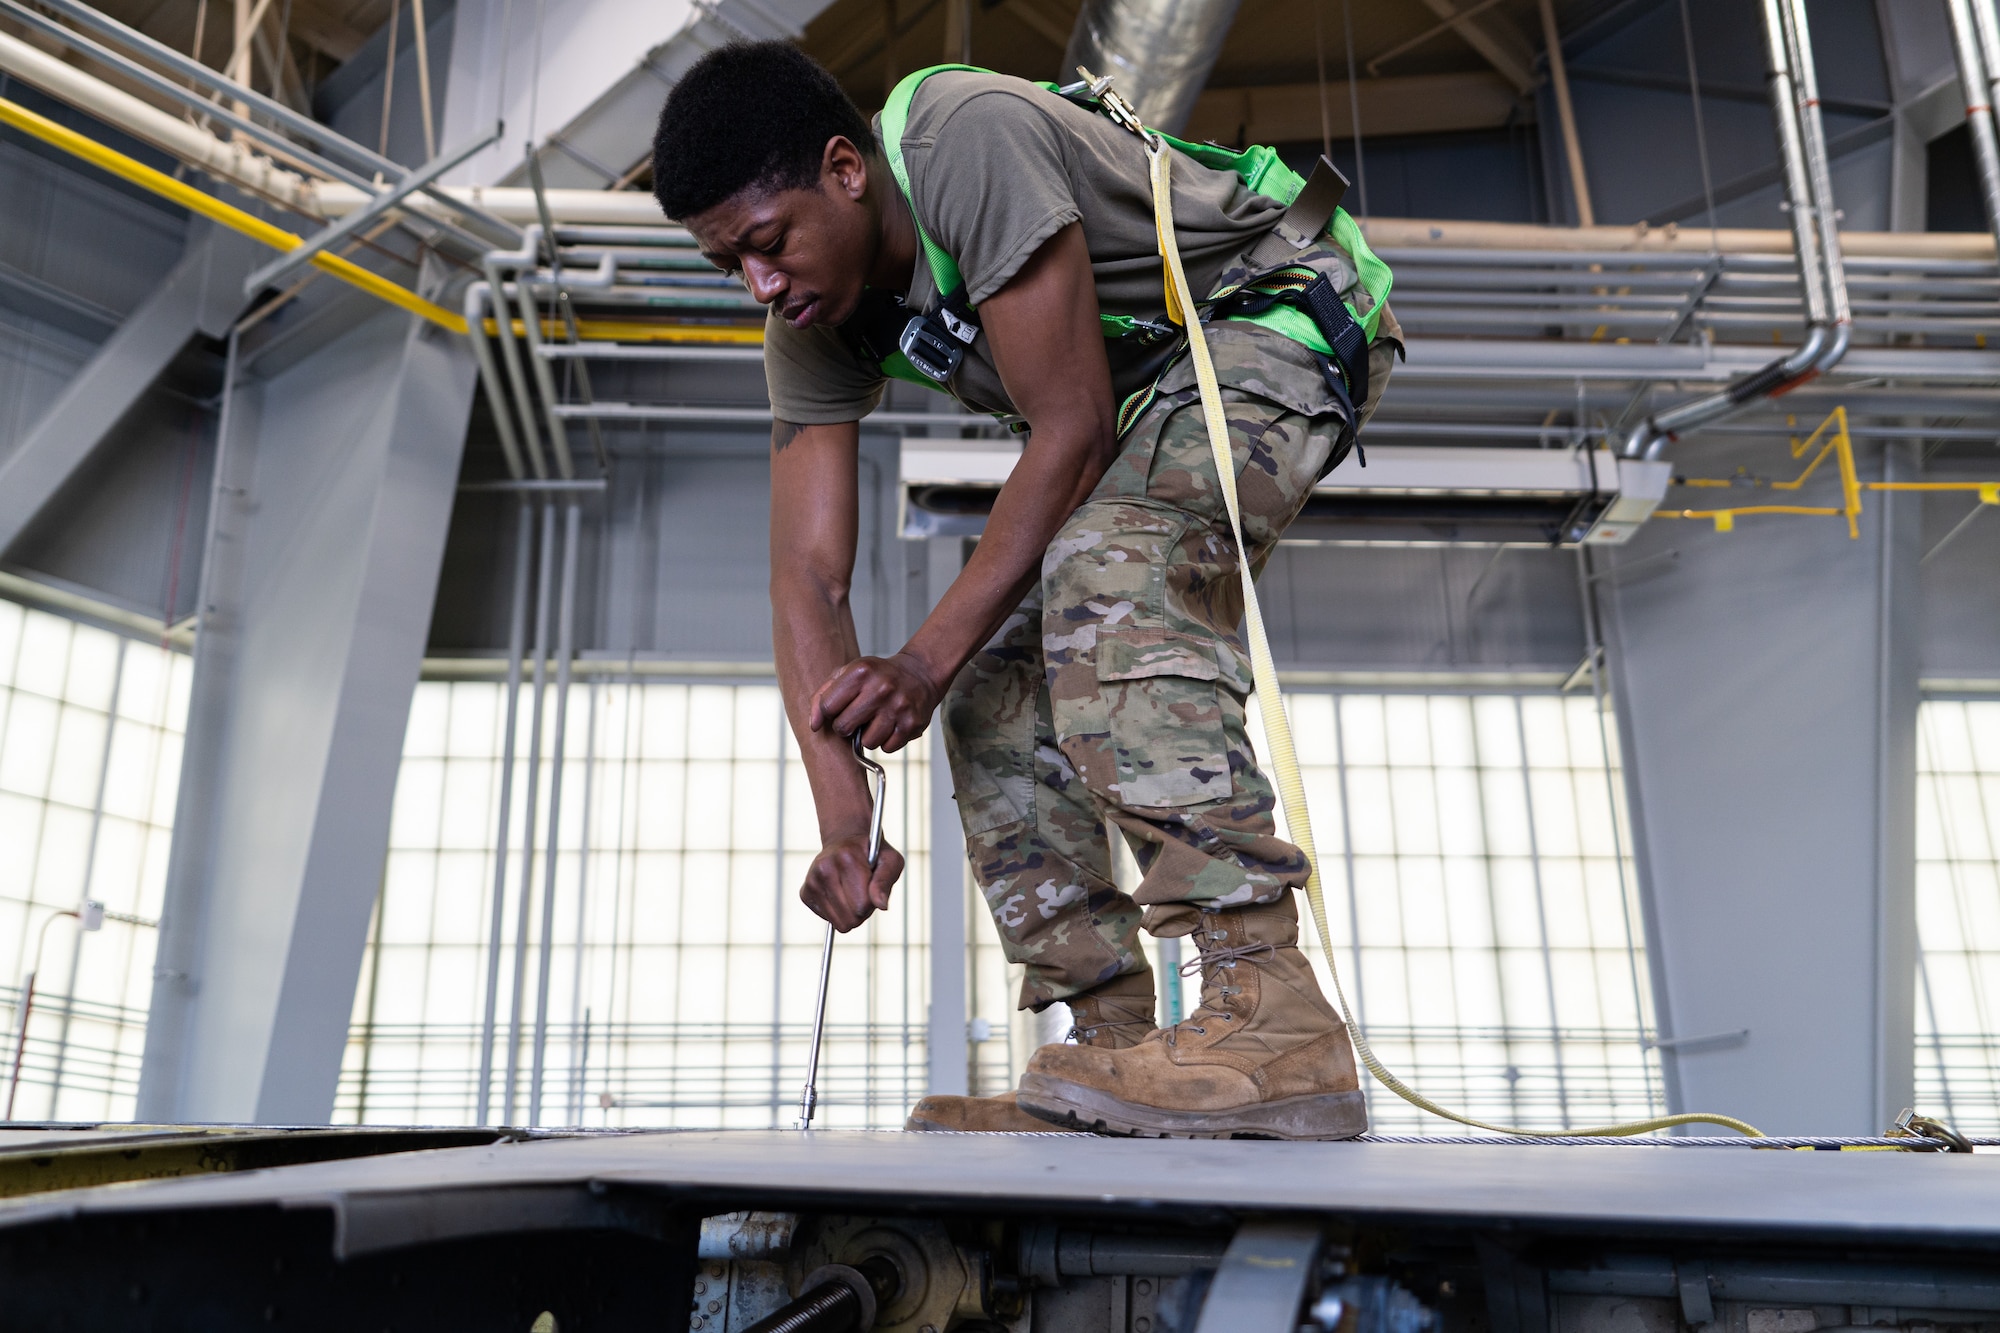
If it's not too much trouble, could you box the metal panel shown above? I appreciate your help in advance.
[8,1131,2000,1241]
[138,307,478,1124]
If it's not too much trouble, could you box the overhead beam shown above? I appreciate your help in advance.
[1416,0,1537,94]
[0,220,257,559]
[1185,71,1523,145]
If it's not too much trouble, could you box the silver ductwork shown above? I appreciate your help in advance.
[1061,0,1242,135]
[1945,0,2000,259]
[1621,0,1850,459]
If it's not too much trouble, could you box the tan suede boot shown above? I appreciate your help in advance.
[1061,966,1157,1049]
[1015,896,1368,1140]
[905,968,1157,1132]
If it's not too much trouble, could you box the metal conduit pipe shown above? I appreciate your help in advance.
[527,498,581,1127]
[0,28,319,211]
[515,278,578,480]
[487,227,586,480]
[464,283,528,481]
[1621,0,1846,459]
[1061,0,1241,133]
[1948,0,2000,261]
[476,498,534,1125]
[484,256,551,480]
[1975,0,2000,140]
[1780,0,1852,368]
[505,500,557,1125]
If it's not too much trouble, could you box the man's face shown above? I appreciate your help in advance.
[686,136,876,333]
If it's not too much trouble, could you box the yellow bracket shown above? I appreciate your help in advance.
[1770,406,1863,538]
[0,94,466,334]
[1665,407,1865,538]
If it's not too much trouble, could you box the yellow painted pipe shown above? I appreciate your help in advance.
[484,318,765,345]
[0,95,466,334]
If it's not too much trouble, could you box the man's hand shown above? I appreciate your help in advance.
[801,833,906,932]
[808,651,943,752]
[791,222,1117,752]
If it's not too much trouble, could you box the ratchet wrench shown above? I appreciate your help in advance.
[797,732,885,1130]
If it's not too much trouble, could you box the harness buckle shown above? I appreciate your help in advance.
[938,304,979,344]
[898,314,963,383]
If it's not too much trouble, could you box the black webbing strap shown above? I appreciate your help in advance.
[1210,271,1371,469]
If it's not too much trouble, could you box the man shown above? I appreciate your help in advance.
[652,40,1398,1139]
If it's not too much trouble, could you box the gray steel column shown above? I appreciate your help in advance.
[1601,432,1920,1136]
[924,536,969,1097]
[137,307,478,1124]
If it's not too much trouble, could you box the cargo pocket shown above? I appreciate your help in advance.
[1089,625,1250,809]
[943,675,1034,836]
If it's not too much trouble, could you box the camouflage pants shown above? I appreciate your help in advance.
[942,320,1395,1010]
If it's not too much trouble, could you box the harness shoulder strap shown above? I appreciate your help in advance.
[880,64,985,301]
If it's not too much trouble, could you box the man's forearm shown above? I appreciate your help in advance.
[774,574,876,838]
[899,427,1113,693]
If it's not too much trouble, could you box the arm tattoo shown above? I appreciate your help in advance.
[772,419,804,452]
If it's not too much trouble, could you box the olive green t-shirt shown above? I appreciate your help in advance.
[762,71,1287,424]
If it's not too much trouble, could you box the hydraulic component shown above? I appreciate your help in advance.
[740,1256,899,1333]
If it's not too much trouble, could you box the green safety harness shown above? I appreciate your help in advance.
[846,67,1768,1141]
[844,63,1397,455]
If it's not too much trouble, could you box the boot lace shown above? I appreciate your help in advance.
[1065,993,1155,1044]
[1168,937,1275,1043]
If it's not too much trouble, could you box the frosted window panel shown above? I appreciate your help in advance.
[1389,768,1442,855]
[15,612,72,698]
[1396,859,1451,949]
[686,686,738,759]
[390,758,446,847]
[1497,949,1553,1026]
[1969,704,2000,769]
[1519,697,1571,769]
[1477,769,1532,856]
[1344,768,1395,855]
[1339,696,1388,765]
[1472,695,1522,767]
[438,759,497,850]
[403,684,450,756]
[0,788,45,884]
[101,723,160,822]
[33,804,91,903]
[1537,862,1592,950]
[1440,859,1494,945]
[61,627,118,710]
[432,852,490,945]
[1434,768,1485,855]
[148,730,183,827]
[1358,948,1411,1023]
[47,705,108,808]
[1405,951,1461,1025]
[1,691,60,797]
[1429,697,1477,767]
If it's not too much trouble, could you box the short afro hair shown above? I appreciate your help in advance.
[652,41,875,221]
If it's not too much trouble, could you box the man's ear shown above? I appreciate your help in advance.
[824,135,870,201]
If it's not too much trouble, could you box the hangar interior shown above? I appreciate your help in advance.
[1,0,2000,1326]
